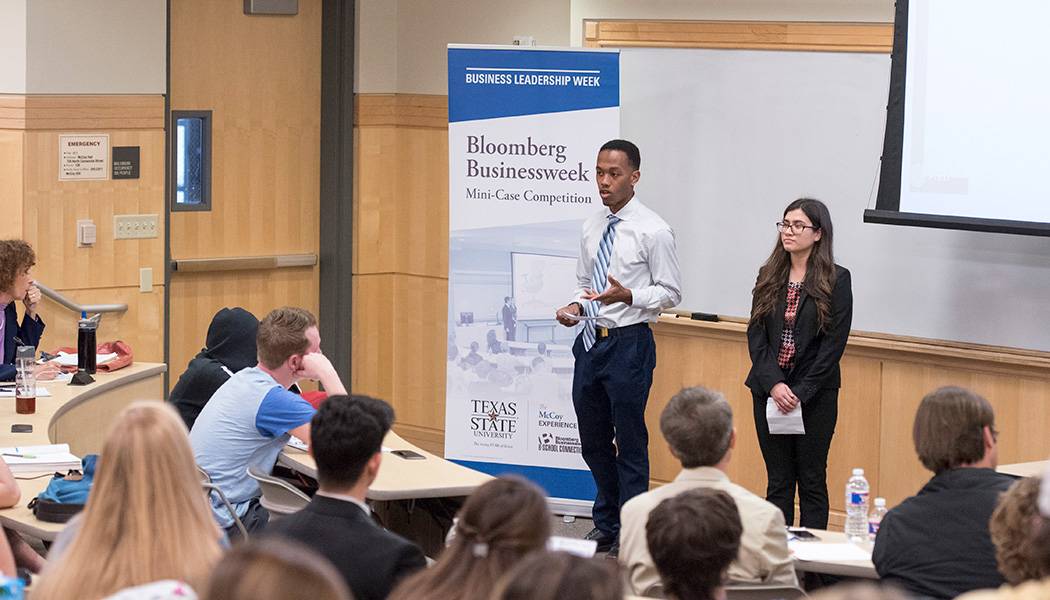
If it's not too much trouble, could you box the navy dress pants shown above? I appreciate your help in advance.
[752,387,838,529]
[572,324,656,538]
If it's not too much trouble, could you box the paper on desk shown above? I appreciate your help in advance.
[789,541,871,562]
[287,436,390,453]
[766,398,804,435]
[50,351,118,368]
[0,386,51,398]
[548,536,598,557]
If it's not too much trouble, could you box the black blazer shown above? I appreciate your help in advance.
[266,495,426,600]
[745,265,852,403]
[1,303,45,382]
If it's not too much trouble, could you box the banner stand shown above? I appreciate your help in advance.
[444,45,620,511]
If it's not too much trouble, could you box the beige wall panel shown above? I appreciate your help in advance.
[29,285,164,363]
[21,129,165,291]
[878,361,1050,507]
[169,0,320,260]
[351,272,448,447]
[0,130,23,239]
[167,268,319,390]
[353,122,448,278]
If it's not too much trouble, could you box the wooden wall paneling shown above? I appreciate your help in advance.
[169,0,321,260]
[0,130,23,239]
[353,102,449,279]
[30,286,164,363]
[21,129,166,291]
[166,268,319,389]
[583,20,894,53]
[351,272,448,453]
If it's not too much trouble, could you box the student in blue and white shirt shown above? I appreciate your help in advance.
[190,306,347,537]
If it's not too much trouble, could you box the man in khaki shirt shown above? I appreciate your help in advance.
[620,386,797,596]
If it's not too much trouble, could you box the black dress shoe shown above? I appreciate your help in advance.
[583,527,616,553]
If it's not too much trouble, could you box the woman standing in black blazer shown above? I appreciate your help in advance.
[745,198,852,529]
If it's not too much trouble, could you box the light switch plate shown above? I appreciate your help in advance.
[114,214,159,239]
[139,267,153,292]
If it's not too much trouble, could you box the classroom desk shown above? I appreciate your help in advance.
[998,461,1045,478]
[790,529,877,579]
[279,430,493,501]
[0,363,166,541]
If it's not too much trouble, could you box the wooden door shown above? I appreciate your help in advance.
[168,0,322,387]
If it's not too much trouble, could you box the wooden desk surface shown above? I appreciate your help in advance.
[998,460,1046,478]
[791,529,877,579]
[280,430,493,501]
[0,363,166,540]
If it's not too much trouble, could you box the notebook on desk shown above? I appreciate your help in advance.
[0,444,81,474]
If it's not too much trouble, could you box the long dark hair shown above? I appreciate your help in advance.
[749,198,837,332]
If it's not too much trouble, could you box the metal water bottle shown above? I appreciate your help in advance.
[77,312,98,374]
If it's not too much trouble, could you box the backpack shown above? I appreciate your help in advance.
[27,455,97,523]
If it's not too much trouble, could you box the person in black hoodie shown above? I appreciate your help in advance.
[872,386,1014,599]
[170,307,259,430]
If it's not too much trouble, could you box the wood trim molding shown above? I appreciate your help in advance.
[654,316,1050,378]
[0,94,164,131]
[583,19,893,53]
[355,94,447,129]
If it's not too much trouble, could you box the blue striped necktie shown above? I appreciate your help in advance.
[582,215,621,351]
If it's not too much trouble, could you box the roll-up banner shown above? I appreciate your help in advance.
[444,45,620,513]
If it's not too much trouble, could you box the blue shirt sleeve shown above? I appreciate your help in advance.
[255,386,315,438]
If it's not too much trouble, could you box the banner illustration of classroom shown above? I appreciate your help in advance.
[444,45,620,510]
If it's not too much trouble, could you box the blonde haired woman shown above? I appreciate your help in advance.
[33,402,223,600]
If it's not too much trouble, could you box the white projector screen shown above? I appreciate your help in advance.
[870,0,1050,236]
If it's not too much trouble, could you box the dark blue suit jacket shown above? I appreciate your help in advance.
[1,303,45,381]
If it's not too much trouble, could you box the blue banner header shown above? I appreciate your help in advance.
[448,47,619,123]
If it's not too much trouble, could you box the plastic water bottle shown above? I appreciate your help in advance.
[868,497,888,542]
[844,468,870,542]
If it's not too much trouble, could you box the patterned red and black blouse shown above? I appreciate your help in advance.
[777,281,804,370]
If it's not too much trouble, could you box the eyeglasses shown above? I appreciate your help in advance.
[776,221,819,234]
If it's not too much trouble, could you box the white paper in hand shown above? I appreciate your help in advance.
[556,311,600,322]
[766,397,805,435]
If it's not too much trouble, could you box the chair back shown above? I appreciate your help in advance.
[725,584,807,600]
[246,464,310,517]
[197,464,248,539]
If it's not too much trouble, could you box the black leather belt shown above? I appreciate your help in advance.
[595,321,650,340]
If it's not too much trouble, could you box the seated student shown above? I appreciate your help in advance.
[620,386,795,594]
[191,306,347,537]
[645,488,743,600]
[957,471,1050,600]
[203,538,352,600]
[491,551,623,600]
[170,307,259,430]
[0,457,42,574]
[0,239,59,381]
[388,476,551,600]
[873,386,1015,599]
[266,395,425,600]
[987,476,1044,586]
[33,402,223,600]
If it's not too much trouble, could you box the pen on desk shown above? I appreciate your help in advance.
[2,453,35,459]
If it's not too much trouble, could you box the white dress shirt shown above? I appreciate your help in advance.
[571,197,682,328]
[316,490,371,516]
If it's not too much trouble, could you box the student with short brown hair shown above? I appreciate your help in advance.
[190,306,346,537]
[872,386,1014,599]
[645,488,742,600]
[0,239,59,382]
